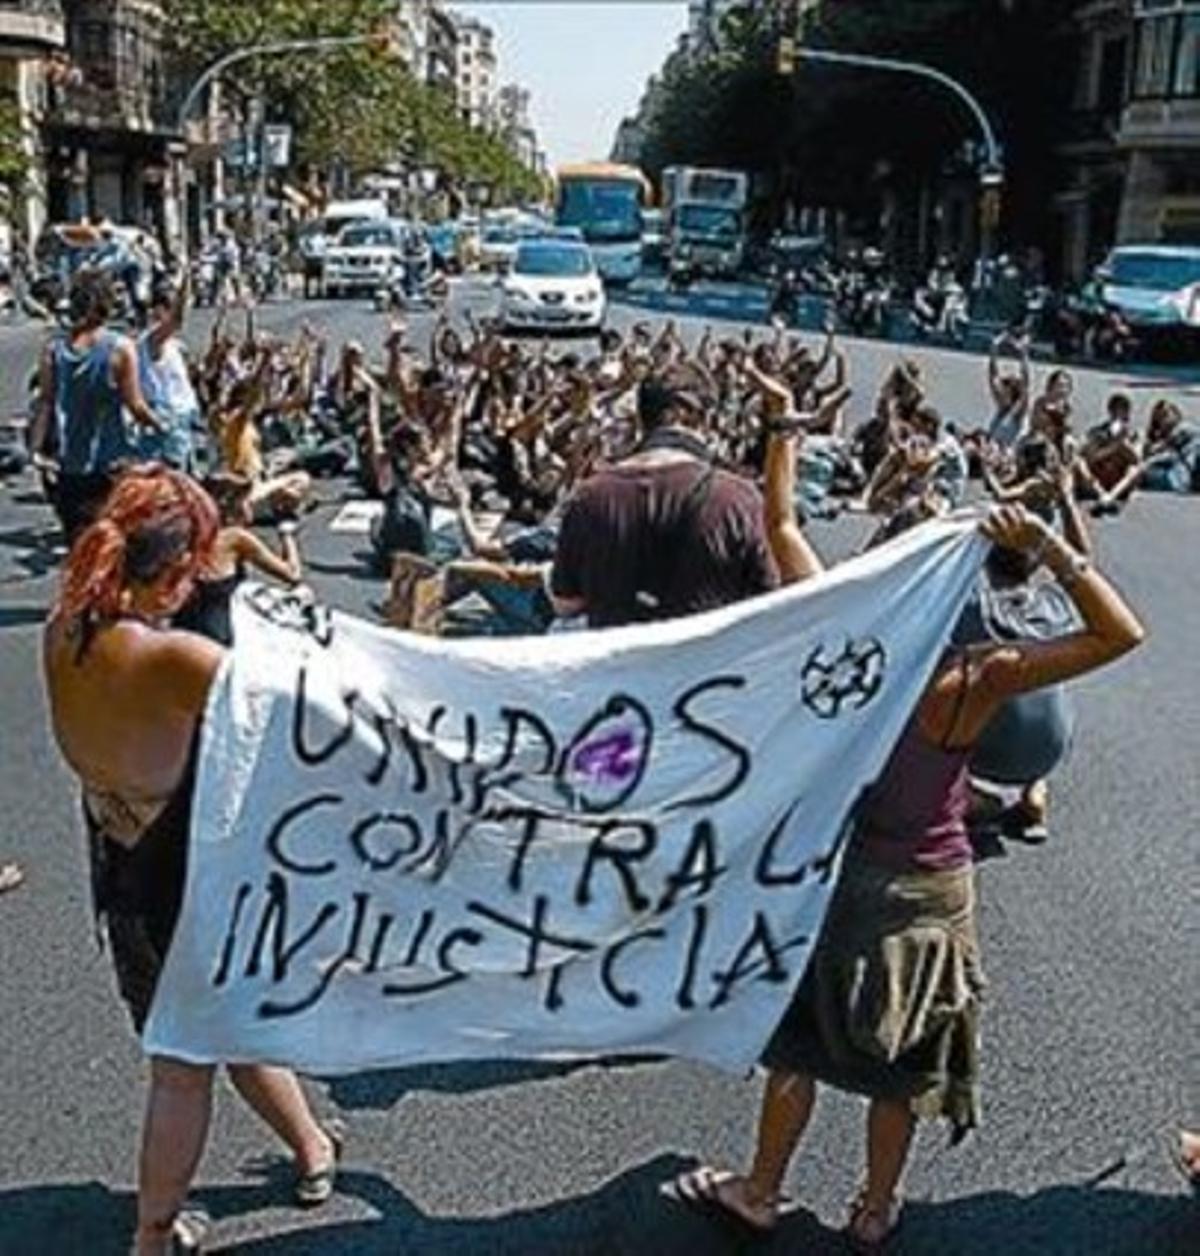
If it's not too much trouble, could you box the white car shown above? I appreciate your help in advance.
[1097,244,1200,346]
[323,220,425,297]
[500,240,607,333]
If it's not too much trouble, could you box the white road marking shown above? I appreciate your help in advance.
[329,501,384,534]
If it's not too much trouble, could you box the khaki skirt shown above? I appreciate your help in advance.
[762,856,985,1143]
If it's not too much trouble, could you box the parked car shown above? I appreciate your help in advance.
[1096,244,1200,351]
[500,239,606,333]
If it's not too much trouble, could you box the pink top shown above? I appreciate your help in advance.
[857,719,975,873]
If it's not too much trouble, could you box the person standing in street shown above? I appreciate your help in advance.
[42,465,341,1256]
[137,277,201,473]
[672,377,1145,1250]
[29,270,165,540]
[550,370,778,627]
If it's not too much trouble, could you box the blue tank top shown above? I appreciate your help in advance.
[53,330,130,475]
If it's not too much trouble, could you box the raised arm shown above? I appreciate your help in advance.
[29,342,55,460]
[112,339,164,431]
[978,506,1144,696]
[230,521,303,585]
[744,358,825,586]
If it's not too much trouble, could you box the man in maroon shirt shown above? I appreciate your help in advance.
[550,374,778,628]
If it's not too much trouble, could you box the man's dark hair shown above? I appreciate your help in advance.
[68,269,114,327]
[419,367,446,390]
[637,376,676,430]
[913,403,942,438]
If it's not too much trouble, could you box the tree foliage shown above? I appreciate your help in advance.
[164,0,539,199]
[0,100,31,194]
[642,0,1079,245]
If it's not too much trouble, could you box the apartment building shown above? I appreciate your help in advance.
[497,81,537,169]
[454,13,496,131]
[44,0,176,235]
[1056,0,1200,278]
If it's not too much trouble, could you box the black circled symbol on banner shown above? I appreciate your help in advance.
[800,637,887,720]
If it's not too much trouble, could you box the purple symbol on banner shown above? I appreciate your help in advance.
[571,728,643,784]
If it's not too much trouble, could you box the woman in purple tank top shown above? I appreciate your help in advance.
[674,367,1145,1250]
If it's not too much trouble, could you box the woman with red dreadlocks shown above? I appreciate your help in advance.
[42,465,341,1256]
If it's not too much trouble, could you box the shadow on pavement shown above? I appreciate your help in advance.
[326,1053,664,1111]
[0,1162,1191,1255]
[901,1183,1197,1254]
[0,524,62,582]
[212,1154,831,1256]
[304,550,378,581]
[0,604,46,630]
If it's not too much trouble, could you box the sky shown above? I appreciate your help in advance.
[456,1,689,167]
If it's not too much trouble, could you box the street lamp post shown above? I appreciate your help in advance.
[173,32,386,261]
[780,41,1005,264]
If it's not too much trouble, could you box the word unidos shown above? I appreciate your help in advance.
[209,662,857,1023]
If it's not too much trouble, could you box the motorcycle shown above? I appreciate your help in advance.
[910,280,970,346]
[375,260,448,312]
[768,270,801,328]
[191,253,219,307]
[667,251,694,293]
[835,268,891,337]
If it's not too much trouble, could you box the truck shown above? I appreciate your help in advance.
[661,166,750,278]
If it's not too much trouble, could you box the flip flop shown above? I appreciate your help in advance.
[169,1208,210,1254]
[845,1192,904,1253]
[999,805,1049,845]
[0,863,24,895]
[663,1166,780,1241]
[294,1119,346,1209]
[1171,1130,1200,1192]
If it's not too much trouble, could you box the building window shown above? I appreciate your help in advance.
[1135,13,1178,96]
[1175,12,1200,95]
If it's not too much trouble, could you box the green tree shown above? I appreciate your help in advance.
[0,100,32,195]
[165,0,540,198]
[642,0,1080,258]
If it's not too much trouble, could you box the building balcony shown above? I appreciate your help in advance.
[0,0,65,54]
[1059,106,1123,154]
[48,71,171,139]
[1119,97,1200,149]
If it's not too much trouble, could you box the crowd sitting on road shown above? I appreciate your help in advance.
[22,269,1196,1253]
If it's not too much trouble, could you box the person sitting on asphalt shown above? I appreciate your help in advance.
[42,465,342,1256]
[1075,392,1143,516]
[862,403,964,546]
[1137,399,1198,495]
[171,472,305,647]
[1025,368,1077,465]
[985,329,1032,452]
[670,366,1145,1249]
[212,346,312,521]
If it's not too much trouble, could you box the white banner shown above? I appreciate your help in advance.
[145,519,985,1075]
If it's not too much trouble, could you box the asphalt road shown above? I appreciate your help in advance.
[0,284,1196,1255]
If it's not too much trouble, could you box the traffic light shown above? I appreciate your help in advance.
[367,23,402,59]
[778,35,796,77]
